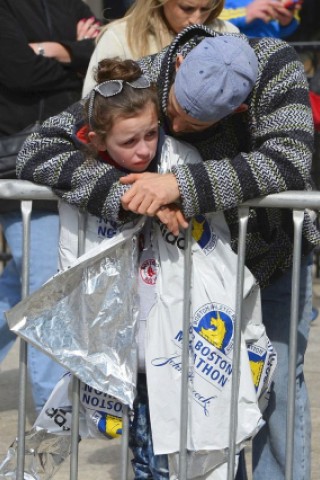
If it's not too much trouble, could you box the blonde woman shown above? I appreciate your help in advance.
[82,0,238,96]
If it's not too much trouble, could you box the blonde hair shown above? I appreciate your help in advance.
[98,0,225,58]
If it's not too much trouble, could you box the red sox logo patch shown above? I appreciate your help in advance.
[140,258,159,285]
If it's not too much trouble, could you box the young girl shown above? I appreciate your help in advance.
[59,57,194,266]
[58,57,203,479]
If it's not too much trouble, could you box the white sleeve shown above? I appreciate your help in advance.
[159,136,203,172]
[209,18,240,33]
[58,201,81,271]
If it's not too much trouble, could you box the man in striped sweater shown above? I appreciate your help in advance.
[17,26,319,479]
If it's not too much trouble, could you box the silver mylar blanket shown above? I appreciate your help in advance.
[6,219,144,408]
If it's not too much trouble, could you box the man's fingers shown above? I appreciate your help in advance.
[120,173,141,184]
[121,192,158,216]
[121,173,180,214]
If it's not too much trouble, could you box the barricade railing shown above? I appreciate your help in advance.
[0,180,58,480]
[231,191,320,480]
[0,180,319,480]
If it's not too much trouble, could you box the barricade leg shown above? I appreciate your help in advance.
[179,224,193,480]
[227,207,250,480]
[70,211,87,480]
[285,210,304,479]
[120,405,130,480]
[16,200,32,480]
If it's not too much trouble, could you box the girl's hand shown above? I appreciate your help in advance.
[156,204,189,236]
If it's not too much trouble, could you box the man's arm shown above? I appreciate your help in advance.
[173,39,314,218]
[17,101,133,222]
[120,40,314,220]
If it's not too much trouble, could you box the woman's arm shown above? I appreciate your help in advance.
[0,6,76,92]
[28,17,99,64]
[0,0,98,92]
[58,0,100,72]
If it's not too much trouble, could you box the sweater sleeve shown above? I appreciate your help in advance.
[16,101,133,222]
[172,39,314,217]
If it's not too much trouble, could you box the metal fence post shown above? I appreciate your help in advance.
[178,223,193,479]
[16,200,32,480]
[227,206,250,480]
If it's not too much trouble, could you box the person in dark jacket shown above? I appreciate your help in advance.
[0,0,99,413]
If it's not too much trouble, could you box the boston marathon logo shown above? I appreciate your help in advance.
[192,303,234,393]
[194,302,234,356]
[247,344,267,392]
[95,412,122,439]
[81,384,123,439]
[150,302,235,416]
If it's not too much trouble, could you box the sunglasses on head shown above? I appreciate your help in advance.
[88,77,151,128]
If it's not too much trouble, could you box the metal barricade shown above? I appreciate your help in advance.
[0,180,58,480]
[233,191,320,480]
[0,180,319,480]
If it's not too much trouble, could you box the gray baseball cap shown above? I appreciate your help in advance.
[174,35,259,122]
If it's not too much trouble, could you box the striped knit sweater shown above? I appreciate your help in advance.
[17,25,320,287]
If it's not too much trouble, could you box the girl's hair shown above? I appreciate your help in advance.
[98,0,225,58]
[84,58,159,143]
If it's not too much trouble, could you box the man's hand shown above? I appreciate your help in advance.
[156,204,189,236]
[120,172,180,215]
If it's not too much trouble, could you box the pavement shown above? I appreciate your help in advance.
[1,277,320,480]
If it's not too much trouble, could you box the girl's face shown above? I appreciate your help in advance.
[102,102,159,172]
[162,0,213,34]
